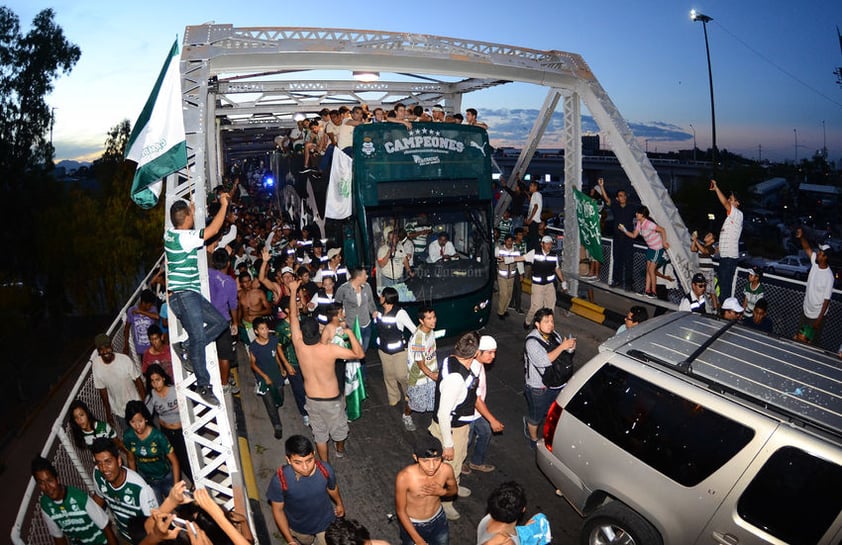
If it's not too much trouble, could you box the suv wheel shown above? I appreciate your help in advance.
[581,502,662,545]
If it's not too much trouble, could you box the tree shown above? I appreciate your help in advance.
[0,7,80,277]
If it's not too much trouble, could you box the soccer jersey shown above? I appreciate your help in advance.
[93,467,157,539]
[123,427,173,481]
[82,420,115,448]
[40,485,110,545]
[164,228,204,293]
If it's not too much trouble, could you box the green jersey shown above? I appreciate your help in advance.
[93,467,157,539]
[123,427,173,481]
[275,319,299,367]
[82,420,115,448]
[164,228,205,293]
[40,485,110,545]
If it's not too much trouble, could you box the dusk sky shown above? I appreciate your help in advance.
[8,0,842,164]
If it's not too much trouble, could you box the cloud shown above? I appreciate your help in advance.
[478,108,692,148]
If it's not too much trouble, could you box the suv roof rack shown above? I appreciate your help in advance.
[609,313,842,440]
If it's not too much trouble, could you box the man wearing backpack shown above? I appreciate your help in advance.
[267,435,345,545]
[523,308,576,449]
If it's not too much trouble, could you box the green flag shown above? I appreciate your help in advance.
[573,188,603,262]
[345,317,367,421]
[125,39,187,209]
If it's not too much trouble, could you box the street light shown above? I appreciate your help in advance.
[690,9,717,171]
[689,123,696,160]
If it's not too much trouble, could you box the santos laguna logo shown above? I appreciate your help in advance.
[377,129,466,155]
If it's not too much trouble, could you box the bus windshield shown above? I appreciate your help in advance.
[370,205,492,302]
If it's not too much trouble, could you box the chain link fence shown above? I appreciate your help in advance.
[554,230,840,351]
[12,259,160,545]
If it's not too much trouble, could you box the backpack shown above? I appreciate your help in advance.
[277,460,330,491]
[525,336,574,388]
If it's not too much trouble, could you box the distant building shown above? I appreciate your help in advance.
[799,182,841,208]
[749,177,788,209]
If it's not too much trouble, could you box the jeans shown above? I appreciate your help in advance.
[525,385,561,429]
[468,417,492,465]
[168,290,229,388]
[399,506,449,545]
[147,472,174,505]
[718,257,738,302]
[612,238,634,288]
[288,369,308,416]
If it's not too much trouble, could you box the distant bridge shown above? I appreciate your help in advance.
[494,152,711,193]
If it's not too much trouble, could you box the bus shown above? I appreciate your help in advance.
[336,122,494,335]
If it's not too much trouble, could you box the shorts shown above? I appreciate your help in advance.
[305,396,349,443]
[645,248,664,263]
[215,327,235,360]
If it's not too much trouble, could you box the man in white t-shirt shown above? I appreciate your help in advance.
[710,179,742,303]
[796,228,835,344]
[92,334,144,431]
[525,181,543,251]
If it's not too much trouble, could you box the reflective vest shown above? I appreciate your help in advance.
[497,247,520,278]
[376,307,406,354]
[685,293,708,314]
[432,356,479,428]
[315,289,336,324]
[531,251,559,285]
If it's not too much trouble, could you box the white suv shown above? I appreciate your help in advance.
[536,312,842,545]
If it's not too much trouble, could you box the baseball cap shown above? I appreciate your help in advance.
[280,267,295,276]
[94,334,111,349]
[478,335,497,351]
[721,297,744,313]
[692,273,707,284]
[749,267,763,277]
[541,235,553,244]
[327,248,342,260]
[819,243,832,252]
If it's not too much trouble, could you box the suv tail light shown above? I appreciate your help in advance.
[543,401,563,452]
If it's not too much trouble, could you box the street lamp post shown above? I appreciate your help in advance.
[691,9,717,171]
[793,128,798,163]
[689,123,696,160]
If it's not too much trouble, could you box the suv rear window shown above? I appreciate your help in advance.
[737,446,842,545]
[565,364,754,486]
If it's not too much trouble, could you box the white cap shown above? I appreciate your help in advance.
[722,297,744,313]
[541,235,553,244]
[478,335,497,351]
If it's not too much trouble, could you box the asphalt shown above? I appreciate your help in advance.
[238,288,619,545]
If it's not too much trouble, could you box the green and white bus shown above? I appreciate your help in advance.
[336,122,495,335]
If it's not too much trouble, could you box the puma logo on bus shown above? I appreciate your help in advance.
[469,141,487,157]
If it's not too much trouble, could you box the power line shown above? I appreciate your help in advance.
[713,21,842,109]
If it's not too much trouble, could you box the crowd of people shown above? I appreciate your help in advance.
[33,101,838,544]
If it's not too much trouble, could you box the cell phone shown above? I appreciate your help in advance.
[171,517,191,531]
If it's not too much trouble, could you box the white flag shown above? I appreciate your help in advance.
[125,39,187,209]
[325,150,353,219]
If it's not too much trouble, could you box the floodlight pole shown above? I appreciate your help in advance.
[691,10,717,173]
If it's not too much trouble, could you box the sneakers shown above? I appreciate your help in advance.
[468,462,496,472]
[442,502,460,520]
[273,426,283,439]
[645,291,656,299]
[461,462,472,475]
[172,342,193,373]
[197,385,219,407]
[335,449,346,459]
[457,486,471,498]
[402,414,416,432]
[303,415,310,426]
[228,375,240,395]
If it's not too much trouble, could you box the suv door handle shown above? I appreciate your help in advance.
[711,531,738,545]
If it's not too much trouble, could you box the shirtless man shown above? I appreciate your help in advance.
[288,279,364,461]
[395,437,457,545]
[238,272,271,343]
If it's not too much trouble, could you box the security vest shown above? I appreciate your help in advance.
[376,307,406,354]
[314,289,336,324]
[531,251,559,285]
[497,246,520,278]
[685,293,708,314]
[432,356,479,428]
